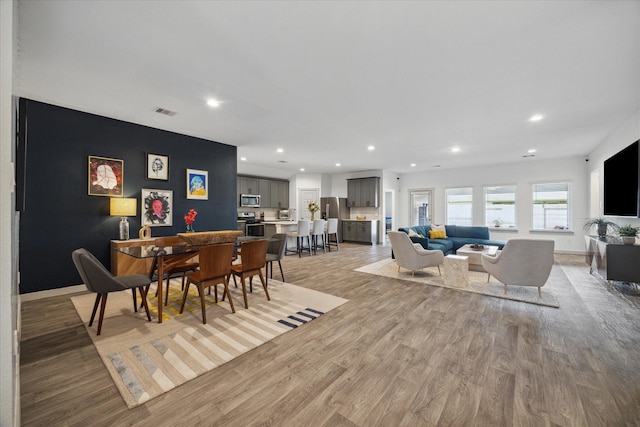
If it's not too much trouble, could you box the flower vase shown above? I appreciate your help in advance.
[311,212,315,221]
[186,224,194,233]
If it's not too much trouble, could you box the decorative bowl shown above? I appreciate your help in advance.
[177,230,242,246]
[469,244,485,251]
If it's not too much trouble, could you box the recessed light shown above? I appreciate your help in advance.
[240,157,247,161]
[276,148,284,153]
[529,114,543,122]
[528,149,537,153]
[206,98,220,108]
[410,163,416,167]
[336,163,341,167]
[451,147,461,153]
[300,168,305,172]
[367,145,375,151]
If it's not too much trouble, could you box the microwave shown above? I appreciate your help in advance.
[240,194,261,207]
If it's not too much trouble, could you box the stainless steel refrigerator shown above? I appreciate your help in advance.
[320,197,350,242]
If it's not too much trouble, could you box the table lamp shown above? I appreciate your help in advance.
[110,198,137,240]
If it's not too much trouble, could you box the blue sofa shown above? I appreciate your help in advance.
[397,225,506,255]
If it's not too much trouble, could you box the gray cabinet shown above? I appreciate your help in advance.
[585,235,640,289]
[238,176,289,208]
[342,220,378,244]
[347,177,380,207]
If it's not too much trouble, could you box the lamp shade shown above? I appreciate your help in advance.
[110,198,137,217]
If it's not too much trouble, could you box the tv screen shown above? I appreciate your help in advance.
[603,140,640,217]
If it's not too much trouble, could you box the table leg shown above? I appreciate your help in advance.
[157,257,164,323]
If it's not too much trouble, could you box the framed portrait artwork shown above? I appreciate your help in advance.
[141,189,173,227]
[88,155,124,197]
[186,169,208,200]
[146,153,169,181]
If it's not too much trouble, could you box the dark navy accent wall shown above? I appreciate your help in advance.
[17,99,237,294]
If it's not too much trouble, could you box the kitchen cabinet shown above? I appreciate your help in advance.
[270,180,289,208]
[238,176,289,208]
[342,220,378,244]
[347,177,380,207]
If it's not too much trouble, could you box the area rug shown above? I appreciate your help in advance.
[355,259,560,308]
[71,279,348,409]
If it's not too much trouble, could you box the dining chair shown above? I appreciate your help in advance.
[230,239,269,309]
[72,248,152,335]
[325,218,339,251]
[288,219,312,257]
[311,219,327,254]
[179,243,235,323]
[149,236,199,306]
[266,233,287,284]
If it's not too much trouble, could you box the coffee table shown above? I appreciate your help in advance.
[456,244,499,272]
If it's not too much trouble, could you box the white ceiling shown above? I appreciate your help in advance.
[15,1,640,176]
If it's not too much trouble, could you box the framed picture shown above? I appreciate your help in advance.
[88,155,124,197]
[141,189,173,227]
[186,169,208,200]
[146,152,169,181]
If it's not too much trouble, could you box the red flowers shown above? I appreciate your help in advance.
[184,209,197,225]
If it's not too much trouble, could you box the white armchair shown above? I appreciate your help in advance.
[387,231,444,277]
[481,239,555,296]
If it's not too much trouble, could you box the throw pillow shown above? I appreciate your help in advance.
[408,229,425,238]
[429,229,447,239]
[431,224,447,237]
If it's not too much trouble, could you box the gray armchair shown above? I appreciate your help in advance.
[387,231,444,277]
[481,239,555,296]
[72,248,151,335]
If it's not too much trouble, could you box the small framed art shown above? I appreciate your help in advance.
[88,155,123,197]
[186,169,208,200]
[146,153,169,181]
[141,188,173,226]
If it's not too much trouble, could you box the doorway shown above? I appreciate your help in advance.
[384,189,394,236]
[409,189,433,226]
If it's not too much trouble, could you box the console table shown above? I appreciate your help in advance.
[584,235,640,293]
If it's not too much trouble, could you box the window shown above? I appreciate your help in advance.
[532,182,571,230]
[445,187,473,225]
[484,185,516,228]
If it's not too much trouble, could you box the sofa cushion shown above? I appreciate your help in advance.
[450,225,490,240]
[428,239,454,254]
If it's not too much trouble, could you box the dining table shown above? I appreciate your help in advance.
[115,236,273,323]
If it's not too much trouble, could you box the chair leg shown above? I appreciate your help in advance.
[179,279,192,314]
[138,286,152,321]
[240,276,249,309]
[132,288,138,313]
[437,265,441,276]
[164,275,171,306]
[197,283,207,324]
[259,270,270,301]
[278,260,285,282]
[89,294,101,327]
[224,277,235,313]
[504,284,508,295]
[97,293,108,336]
[538,287,542,298]
[487,273,491,283]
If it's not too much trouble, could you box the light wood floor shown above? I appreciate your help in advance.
[20,241,640,426]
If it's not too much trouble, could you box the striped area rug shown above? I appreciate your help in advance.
[71,279,348,408]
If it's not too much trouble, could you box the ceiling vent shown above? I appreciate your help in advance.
[277,160,288,163]
[155,108,177,117]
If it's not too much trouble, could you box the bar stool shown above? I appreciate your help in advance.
[325,218,339,251]
[311,219,326,254]
[288,220,312,257]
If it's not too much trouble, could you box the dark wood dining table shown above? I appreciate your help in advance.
[115,236,273,323]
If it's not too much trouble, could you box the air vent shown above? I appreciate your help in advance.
[522,154,535,158]
[155,108,177,116]
[277,160,288,163]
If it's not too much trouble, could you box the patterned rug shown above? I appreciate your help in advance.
[71,279,348,409]
[355,259,560,308]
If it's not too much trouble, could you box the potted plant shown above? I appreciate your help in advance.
[493,219,502,228]
[582,217,619,238]
[617,224,639,245]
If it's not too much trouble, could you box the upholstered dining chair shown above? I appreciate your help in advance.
[311,219,327,254]
[325,218,339,251]
[72,248,151,335]
[387,231,444,277]
[149,236,200,306]
[481,238,555,297]
[230,239,270,309]
[179,243,235,323]
[266,233,287,284]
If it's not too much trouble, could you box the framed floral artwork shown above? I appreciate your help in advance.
[146,152,169,181]
[186,169,208,200]
[88,155,123,197]
[141,188,173,227]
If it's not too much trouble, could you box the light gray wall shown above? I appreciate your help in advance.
[1,1,18,425]
[395,156,589,253]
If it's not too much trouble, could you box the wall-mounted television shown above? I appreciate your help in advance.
[603,139,640,217]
